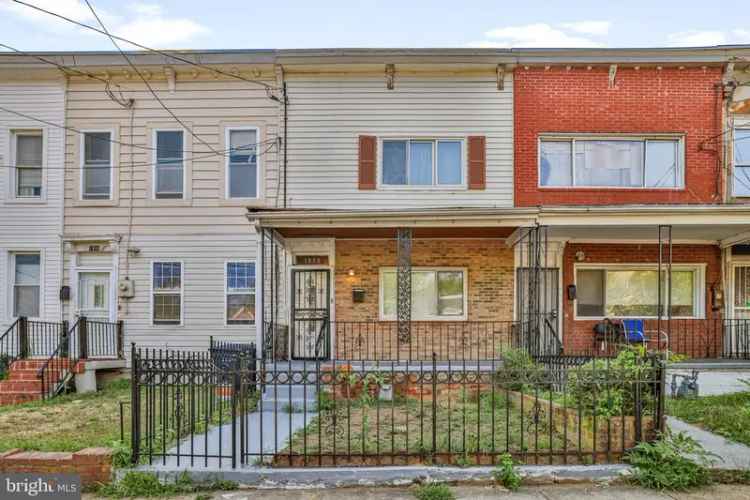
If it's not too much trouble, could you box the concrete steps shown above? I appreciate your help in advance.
[260,384,318,412]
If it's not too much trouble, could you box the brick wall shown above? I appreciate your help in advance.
[333,239,515,359]
[0,448,112,486]
[514,66,724,206]
[561,243,722,355]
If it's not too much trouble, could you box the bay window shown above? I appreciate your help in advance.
[382,139,463,187]
[575,266,702,318]
[540,136,683,188]
[380,268,466,320]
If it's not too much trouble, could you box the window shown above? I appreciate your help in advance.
[152,262,182,324]
[380,268,466,320]
[733,128,750,197]
[539,137,683,188]
[382,139,463,187]
[226,262,255,324]
[13,132,43,198]
[227,129,258,198]
[155,130,184,199]
[12,253,40,318]
[82,132,112,199]
[575,266,701,318]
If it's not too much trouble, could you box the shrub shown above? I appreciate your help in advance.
[413,483,455,500]
[496,348,545,391]
[626,431,716,490]
[109,440,132,469]
[492,453,522,491]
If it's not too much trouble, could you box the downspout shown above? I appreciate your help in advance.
[283,81,288,208]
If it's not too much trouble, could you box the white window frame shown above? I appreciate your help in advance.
[10,129,44,200]
[378,267,468,321]
[8,250,43,320]
[573,263,705,320]
[537,134,685,189]
[732,127,750,198]
[150,260,184,326]
[377,137,466,190]
[152,128,186,200]
[80,129,114,201]
[225,126,261,199]
[224,260,256,325]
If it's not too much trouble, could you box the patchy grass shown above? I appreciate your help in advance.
[0,379,130,452]
[667,391,750,447]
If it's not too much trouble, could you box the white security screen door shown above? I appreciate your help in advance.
[78,272,111,320]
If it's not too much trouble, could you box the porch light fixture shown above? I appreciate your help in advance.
[348,269,356,277]
[575,250,586,262]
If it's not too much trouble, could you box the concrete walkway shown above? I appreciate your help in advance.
[667,416,750,470]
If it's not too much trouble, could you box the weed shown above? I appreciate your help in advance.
[625,431,717,490]
[109,440,132,469]
[667,390,750,447]
[96,471,238,498]
[492,453,522,491]
[413,483,455,500]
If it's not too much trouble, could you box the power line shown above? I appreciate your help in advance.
[83,0,220,156]
[11,0,279,96]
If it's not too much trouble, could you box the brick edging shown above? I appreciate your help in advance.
[0,447,113,486]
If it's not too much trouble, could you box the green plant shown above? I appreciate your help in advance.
[492,453,522,491]
[496,348,545,391]
[413,483,455,500]
[667,390,750,447]
[109,440,132,469]
[626,431,717,490]
[96,471,238,498]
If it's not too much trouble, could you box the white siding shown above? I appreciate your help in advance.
[0,81,65,332]
[63,78,275,352]
[283,73,514,208]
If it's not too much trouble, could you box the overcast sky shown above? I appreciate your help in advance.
[1,0,749,51]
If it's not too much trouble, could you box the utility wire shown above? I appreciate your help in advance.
[83,0,220,156]
[11,0,278,96]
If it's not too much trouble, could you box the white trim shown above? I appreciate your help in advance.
[69,250,117,323]
[79,129,115,201]
[151,128,187,200]
[572,262,706,320]
[225,126,261,200]
[150,260,185,326]
[6,128,46,203]
[537,134,686,190]
[224,259,256,326]
[376,136,467,191]
[7,249,44,321]
[378,266,468,321]
[729,260,750,318]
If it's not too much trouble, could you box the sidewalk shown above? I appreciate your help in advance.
[667,416,750,470]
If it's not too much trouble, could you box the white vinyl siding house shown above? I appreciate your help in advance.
[0,80,65,330]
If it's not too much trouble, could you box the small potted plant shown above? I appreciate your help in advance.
[363,372,387,399]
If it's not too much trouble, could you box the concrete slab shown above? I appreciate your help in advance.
[667,416,750,470]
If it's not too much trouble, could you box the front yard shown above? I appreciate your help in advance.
[0,379,130,452]
[667,390,750,447]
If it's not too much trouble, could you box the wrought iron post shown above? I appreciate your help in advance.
[77,316,88,360]
[658,225,672,354]
[396,228,412,344]
[18,316,28,359]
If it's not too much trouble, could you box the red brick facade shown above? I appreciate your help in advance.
[514,66,724,206]
[561,243,723,355]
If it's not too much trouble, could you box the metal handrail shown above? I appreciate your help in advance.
[0,318,20,347]
[37,318,80,399]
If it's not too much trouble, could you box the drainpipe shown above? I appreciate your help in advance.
[283,81,288,208]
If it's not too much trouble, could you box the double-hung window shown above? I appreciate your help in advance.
[152,262,182,324]
[380,268,466,321]
[733,128,750,197]
[539,136,684,188]
[12,253,41,318]
[82,132,112,199]
[382,139,463,187]
[226,262,255,324]
[13,131,43,198]
[575,266,701,318]
[155,130,184,199]
[227,129,258,198]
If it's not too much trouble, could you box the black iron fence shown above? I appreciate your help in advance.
[131,346,664,469]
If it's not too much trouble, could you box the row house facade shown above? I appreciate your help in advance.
[1,47,750,364]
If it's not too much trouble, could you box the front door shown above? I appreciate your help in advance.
[291,269,330,360]
[77,272,111,321]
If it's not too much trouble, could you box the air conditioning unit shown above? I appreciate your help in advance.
[118,278,135,299]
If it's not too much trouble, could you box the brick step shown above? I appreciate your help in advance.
[0,392,40,405]
[8,369,42,381]
[0,380,43,392]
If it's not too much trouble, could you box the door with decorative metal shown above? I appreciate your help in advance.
[291,269,330,360]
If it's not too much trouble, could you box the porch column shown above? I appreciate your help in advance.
[396,228,412,344]
[658,225,673,351]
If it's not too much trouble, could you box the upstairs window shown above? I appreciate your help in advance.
[382,139,463,187]
[540,137,683,188]
[152,262,182,324]
[82,132,112,200]
[380,268,466,321]
[155,130,184,199]
[733,128,750,197]
[13,132,43,198]
[227,128,258,198]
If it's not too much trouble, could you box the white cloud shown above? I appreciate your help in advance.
[470,23,606,48]
[0,0,209,48]
[561,21,610,36]
[666,29,750,47]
